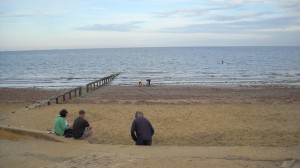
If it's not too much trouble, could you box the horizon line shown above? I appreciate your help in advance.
[1,45,300,52]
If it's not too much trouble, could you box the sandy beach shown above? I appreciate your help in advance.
[0,85,300,167]
[1,85,299,146]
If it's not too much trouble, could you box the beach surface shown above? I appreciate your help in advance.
[0,85,300,167]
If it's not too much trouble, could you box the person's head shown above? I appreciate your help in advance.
[79,110,85,118]
[59,109,68,118]
[135,111,144,118]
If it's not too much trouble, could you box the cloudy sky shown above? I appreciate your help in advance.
[0,0,300,51]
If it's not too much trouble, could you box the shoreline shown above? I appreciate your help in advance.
[1,83,299,89]
[1,85,300,103]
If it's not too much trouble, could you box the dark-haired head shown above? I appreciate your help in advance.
[135,111,144,118]
[79,110,86,118]
[59,109,68,118]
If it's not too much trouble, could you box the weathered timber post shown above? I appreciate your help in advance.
[63,95,65,101]
[48,101,51,105]
[86,84,89,93]
[69,92,72,99]
[79,88,82,96]
[74,90,77,96]
[56,97,59,104]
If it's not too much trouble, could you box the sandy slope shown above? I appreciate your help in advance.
[1,86,299,146]
[0,138,299,168]
[0,86,300,167]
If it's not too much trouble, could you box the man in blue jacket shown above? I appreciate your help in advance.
[131,111,154,146]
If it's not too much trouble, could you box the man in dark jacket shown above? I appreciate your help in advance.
[131,111,154,146]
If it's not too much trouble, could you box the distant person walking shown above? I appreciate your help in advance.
[72,110,93,143]
[131,111,154,146]
[53,109,73,138]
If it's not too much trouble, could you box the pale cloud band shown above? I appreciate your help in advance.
[77,21,144,32]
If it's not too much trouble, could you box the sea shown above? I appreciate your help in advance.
[0,47,300,88]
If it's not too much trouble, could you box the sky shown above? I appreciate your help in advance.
[0,0,300,51]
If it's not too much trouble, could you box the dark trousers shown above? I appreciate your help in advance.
[136,140,152,146]
[64,129,73,137]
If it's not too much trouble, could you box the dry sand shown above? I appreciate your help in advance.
[0,86,299,146]
[1,137,299,168]
[1,85,300,168]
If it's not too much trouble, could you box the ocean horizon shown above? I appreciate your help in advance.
[1,46,300,88]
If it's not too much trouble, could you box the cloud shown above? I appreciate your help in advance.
[77,21,144,32]
[161,16,300,34]
[152,8,207,17]
[275,0,300,9]
[0,12,34,18]
[151,0,270,19]
[209,12,272,22]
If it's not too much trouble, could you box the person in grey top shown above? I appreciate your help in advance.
[131,111,154,146]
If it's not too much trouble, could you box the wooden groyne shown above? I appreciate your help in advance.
[86,73,120,93]
[47,87,82,105]
[45,73,120,105]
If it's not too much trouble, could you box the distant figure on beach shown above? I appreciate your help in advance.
[146,79,151,86]
[72,110,93,142]
[53,109,73,138]
[222,60,224,64]
[131,111,154,146]
[138,80,142,86]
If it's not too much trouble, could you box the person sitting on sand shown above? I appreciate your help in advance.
[53,109,73,137]
[131,111,154,146]
[72,110,93,142]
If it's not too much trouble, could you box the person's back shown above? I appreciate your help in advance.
[72,117,89,139]
[54,116,66,135]
[53,109,72,137]
[131,111,154,146]
[72,110,93,142]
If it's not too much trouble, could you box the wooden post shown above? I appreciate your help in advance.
[86,85,89,93]
[48,101,50,105]
[63,95,65,101]
[56,97,59,104]
[69,92,71,99]
[74,90,77,96]
[79,88,82,96]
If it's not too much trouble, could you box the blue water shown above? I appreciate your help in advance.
[0,47,300,88]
